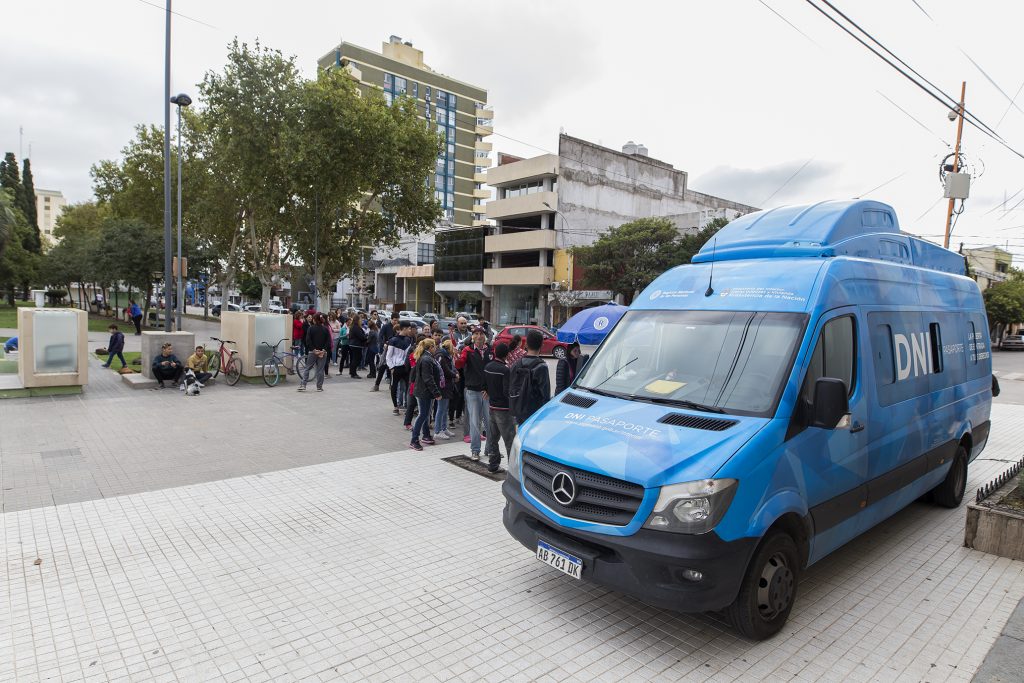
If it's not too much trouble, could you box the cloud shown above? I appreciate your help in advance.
[691,159,843,209]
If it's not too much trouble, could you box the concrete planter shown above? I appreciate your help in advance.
[965,460,1024,561]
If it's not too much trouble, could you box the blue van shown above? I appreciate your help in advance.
[501,200,993,640]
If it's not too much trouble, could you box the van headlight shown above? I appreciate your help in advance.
[508,435,522,481]
[643,479,738,534]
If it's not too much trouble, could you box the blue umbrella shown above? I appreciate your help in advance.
[556,303,628,345]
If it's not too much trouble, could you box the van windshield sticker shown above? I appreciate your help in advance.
[645,380,685,394]
[717,287,805,302]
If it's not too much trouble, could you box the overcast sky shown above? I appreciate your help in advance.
[4,0,1024,257]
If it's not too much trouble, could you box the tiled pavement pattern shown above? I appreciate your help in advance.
[3,406,1024,682]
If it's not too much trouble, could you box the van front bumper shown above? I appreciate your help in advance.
[502,478,758,613]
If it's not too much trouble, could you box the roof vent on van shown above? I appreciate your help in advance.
[657,413,738,431]
[561,393,597,409]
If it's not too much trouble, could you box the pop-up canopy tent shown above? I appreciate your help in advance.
[556,303,628,346]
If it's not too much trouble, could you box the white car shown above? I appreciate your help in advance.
[399,310,421,319]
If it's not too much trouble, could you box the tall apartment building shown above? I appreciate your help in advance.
[484,135,759,326]
[318,36,493,313]
[36,188,67,248]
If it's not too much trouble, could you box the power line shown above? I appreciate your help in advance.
[757,0,821,46]
[133,0,219,30]
[875,90,949,145]
[960,49,1024,118]
[760,157,816,206]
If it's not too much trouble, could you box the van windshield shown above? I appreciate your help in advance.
[574,310,806,417]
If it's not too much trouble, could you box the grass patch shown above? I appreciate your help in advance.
[0,303,119,333]
[0,359,17,374]
[93,350,141,372]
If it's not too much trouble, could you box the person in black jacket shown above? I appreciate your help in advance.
[151,343,184,389]
[102,324,126,368]
[511,329,551,424]
[484,343,516,473]
[555,341,590,395]
[299,313,331,392]
[410,339,442,451]
[347,314,367,378]
[456,326,493,460]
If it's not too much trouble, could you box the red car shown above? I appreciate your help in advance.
[494,325,569,359]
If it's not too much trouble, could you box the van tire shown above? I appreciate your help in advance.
[725,531,800,641]
[931,445,968,508]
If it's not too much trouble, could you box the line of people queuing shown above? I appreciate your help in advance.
[291,310,589,472]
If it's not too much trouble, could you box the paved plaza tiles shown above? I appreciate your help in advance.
[2,366,1024,681]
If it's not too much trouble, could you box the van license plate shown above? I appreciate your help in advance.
[536,540,582,579]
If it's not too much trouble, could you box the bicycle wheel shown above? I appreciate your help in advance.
[225,357,242,386]
[295,354,307,379]
[262,359,281,387]
[210,351,221,377]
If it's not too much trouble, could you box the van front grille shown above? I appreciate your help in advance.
[522,452,645,526]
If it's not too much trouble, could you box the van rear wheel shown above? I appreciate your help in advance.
[725,531,800,641]
[931,445,968,508]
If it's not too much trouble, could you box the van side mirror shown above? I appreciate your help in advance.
[810,377,850,429]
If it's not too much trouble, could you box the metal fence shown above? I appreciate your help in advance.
[976,456,1024,503]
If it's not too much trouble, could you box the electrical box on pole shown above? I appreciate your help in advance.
[943,172,970,200]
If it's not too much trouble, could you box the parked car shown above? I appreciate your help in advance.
[454,311,479,323]
[421,312,440,324]
[399,310,421,319]
[494,324,569,358]
[211,303,242,316]
[1002,334,1024,350]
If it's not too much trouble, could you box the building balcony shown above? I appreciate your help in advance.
[485,230,557,253]
[487,154,559,187]
[474,156,493,168]
[473,172,488,183]
[473,188,491,199]
[476,124,494,136]
[483,266,554,286]
[475,107,494,120]
[485,191,557,220]
[472,203,488,214]
[475,140,493,153]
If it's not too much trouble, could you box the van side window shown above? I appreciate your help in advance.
[872,323,895,384]
[929,323,943,373]
[801,316,857,403]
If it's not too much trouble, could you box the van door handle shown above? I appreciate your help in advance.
[850,421,865,433]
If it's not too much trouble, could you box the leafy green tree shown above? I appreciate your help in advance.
[983,279,1024,336]
[41,202,108,307]
[285,69,442,309]
[94,218,164,316]
[21,158,40,249]
[0,154,26,217]
[198,38,302,309]
[0,189,37,305]
[572,217,728,304]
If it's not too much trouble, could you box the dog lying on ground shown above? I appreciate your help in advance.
[182,368,202,396]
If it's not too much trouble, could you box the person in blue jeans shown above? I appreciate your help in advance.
[102,325,127,368]
[409,339,441,451]
[455,326,493,461]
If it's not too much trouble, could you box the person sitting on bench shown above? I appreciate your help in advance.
[152,343,184,389]
[186,345,213,385]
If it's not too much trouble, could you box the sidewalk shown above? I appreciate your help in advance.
[2,404,1023,681]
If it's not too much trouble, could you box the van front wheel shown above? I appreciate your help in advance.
[726,532,800,641]
[931,445,968,508]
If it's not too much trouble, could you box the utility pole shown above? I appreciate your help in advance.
[943,81,966,249]
[162,0,173,331]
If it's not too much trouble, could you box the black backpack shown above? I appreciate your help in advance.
[510,356,547,423]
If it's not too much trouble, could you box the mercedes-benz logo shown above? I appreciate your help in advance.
[551,471,577,506]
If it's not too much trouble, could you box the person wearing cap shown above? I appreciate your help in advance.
[455,325,492,460]
[555,341,589,394]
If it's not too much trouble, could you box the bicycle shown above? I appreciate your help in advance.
[209,337,243,386]
[260,338,306,387]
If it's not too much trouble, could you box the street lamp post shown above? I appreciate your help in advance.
[162,0,172,331]
[542,201,570,248]
[170,93,192,330]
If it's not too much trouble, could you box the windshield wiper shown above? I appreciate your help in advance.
[576,385,617,398]
[629,395,727,414]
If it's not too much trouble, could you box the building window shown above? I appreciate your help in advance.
[435,227,486,283]
[394,76,407,94]
[384,73,393,87]
[412,82,418,99]
[417,242,435,265]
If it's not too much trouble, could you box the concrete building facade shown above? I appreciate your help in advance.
[484,135,758,326]
[36,188,66,248]
[318,36,493,315]
[963,246,1012,290]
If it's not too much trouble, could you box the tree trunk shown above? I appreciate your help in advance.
[143,283,153,330]
[5,284,14,307]
[260,280,272,311]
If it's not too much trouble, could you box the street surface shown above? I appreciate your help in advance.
[0,321,1022,681]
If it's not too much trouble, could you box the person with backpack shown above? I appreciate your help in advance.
[510,329,551,425]
[555,341,590,394]
[484,342,517,473]
[384,323,414,414]
[410,339,441,451]
[373,312,399,392]
[455,325,493,461]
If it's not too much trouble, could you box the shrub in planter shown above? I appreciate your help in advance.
[118,367,136,375]
[95,348,108,355]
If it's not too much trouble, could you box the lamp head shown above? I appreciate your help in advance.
[170,93,193,107]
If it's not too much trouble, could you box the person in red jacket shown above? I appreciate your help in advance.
[292,311,305,356]
[455,326,493,460]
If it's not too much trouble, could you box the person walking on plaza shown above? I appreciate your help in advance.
[555,341,590,394]
[455,325,493,461]
[326,312,342,378]
[129,300,143,335]
[366,320,380,380]
[336,315,350,371]
[298,313,331,392]
[384,323,414,414]
[186,345,213,384]
[347,314,366,378]
[434,339,457,439]
[510,329,551,425]
[151,343,184,389]
[102,324,127,369]
[409,339,441,451]
[484,342,517,473]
